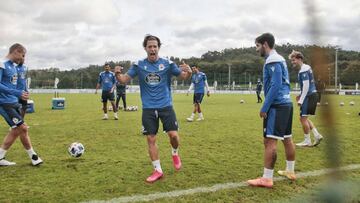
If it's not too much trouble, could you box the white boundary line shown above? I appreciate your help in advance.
[85,164,360,203]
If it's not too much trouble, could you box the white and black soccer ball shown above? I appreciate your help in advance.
[68,142,85,158]
[339,102,345,106]
[240,99,245,104]
[349,101,355,106]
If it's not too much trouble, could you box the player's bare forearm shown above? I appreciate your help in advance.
[115,73,131,84]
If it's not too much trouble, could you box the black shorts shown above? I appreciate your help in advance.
[101,90,115,102]
[19,99,28,110]
[193,93,204,104]
[142,106,178,135]
[300,93,318,116]
[0,103,24,128]
[263,103,293,140]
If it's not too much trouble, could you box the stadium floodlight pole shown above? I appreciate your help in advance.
[227,63,231,90]
[335,48,338,93]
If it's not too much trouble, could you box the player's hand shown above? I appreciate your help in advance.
[179,61,192,73]
[95,90,97,94]
[21,91,29,100]
[296,95,300,102]
[207,91,210,97]
[297,102,302,107]
[114,66,123,74]
[260,112,267,119]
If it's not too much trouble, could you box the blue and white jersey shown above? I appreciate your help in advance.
[127,57,181,109]
[0,60,23,104]
[191,72,207,94]
[16,64,27,91]
[98,71,116,91]
[261,50,292,113]
[298,64,317,96]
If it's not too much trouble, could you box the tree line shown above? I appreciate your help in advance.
[28,44,360,89]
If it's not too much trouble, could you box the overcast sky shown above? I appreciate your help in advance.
[0,0,359,70]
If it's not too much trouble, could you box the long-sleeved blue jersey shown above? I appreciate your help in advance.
[0,60,23,104]
[16,64,27,91]
[261,50,292,113]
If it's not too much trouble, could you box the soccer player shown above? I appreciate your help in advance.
[256,78,263,103]
[16,57,28,117]
[289,50,323,147]
[95,63,118,120]
[115,66,127,111]
[247,33,296,188]
[0,43,43,166]
[186,65,210,122]
[114,34,192,183]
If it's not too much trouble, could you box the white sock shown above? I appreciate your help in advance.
[26,148,36,159]
[286,160,295,172]
[312,128,320,137]
[304,134,311,142]
[152,160,163,173]
[190,113,195,118]
[199,112,203,118]
[104,113,108,117]
[172,147,178,156]
[114,112,118,117]
[0,148,7,159]
[263,167,274,179]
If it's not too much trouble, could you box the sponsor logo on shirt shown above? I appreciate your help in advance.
[270,66,275,72]
[145,73,161,85]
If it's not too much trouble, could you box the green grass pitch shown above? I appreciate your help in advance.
[0,93,359,202]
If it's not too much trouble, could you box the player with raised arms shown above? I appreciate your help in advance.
[115,34,192,183]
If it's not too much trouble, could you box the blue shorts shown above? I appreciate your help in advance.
[193,93,204,104]
[300,93,318,116]
[142,106,178,135]
[263,103,293,140]
[0,103,24,128]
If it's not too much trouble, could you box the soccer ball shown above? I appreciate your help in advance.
[339,102,344,106]
[349,101,355,106]
[240,99,245,104]
[68,142,85,158]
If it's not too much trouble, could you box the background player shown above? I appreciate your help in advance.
[289,50,323,147]
[95,63,118,120]
[114,66,127,111]
[186,65,210,122]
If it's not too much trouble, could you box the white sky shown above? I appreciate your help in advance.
[0,0,359,70]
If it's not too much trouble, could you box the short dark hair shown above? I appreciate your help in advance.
[143,34,161,48]
[255,33,275,49]
[9,43,26,54]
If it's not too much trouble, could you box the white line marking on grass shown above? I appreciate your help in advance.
[85,164,360,203]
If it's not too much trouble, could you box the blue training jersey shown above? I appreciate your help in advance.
[127,57,181,109]
[98,71,116,91]
[16,64,27,91]
[298,64,317,96]
[0,60,23,104]
[191,72,207,94]
[261,50,292,113]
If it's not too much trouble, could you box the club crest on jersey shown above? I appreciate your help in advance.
[145,73,161,85]
[270,66,275,72]
[12,117,20,124]
[158,64,165,71]
[11,74,18,85]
